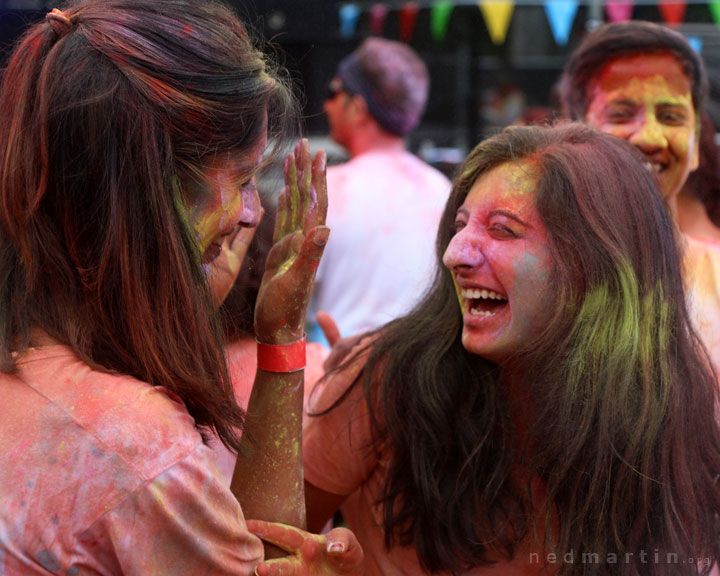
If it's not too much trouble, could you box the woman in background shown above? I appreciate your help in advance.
[304,124,720,575]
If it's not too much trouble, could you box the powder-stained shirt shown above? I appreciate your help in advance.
[303,341,555,576]
[684,234,720,379]
[0,345,264,575]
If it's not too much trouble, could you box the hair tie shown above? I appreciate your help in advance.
[46,8,73,37]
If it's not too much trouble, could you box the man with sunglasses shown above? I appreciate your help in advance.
[308,38,451,341]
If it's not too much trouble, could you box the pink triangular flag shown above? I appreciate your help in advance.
[370,3,389,36]
[605,0,633,22]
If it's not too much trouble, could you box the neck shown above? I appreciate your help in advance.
[346,123,406,158]
[501,367,533,450]
[675,188,720,241]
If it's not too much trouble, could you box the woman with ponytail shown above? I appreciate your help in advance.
[0,1,362,574]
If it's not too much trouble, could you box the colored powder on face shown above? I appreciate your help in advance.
[510,252,550,335]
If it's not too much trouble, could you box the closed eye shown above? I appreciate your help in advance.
[657,108,689,126]
[488,224,518,239]
[453,220,466,234]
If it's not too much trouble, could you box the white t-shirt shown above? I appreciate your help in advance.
[309,149,451,338]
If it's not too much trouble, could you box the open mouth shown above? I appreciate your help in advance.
[461,288,508,318]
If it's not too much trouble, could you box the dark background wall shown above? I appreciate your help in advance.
[3,0,720,160]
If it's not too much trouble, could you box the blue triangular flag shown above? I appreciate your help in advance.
[686,35,703,54]
[339,4,361,38]
[544,0,578,46]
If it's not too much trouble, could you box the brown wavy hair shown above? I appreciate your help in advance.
[0,0,299,452]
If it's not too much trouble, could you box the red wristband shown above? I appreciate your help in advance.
[256,336,306,373]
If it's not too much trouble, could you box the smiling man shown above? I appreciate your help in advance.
[559,21,720,376]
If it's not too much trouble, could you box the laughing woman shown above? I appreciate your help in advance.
[304,124,720,575]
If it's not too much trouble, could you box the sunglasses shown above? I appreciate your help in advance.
[325,79,354,101]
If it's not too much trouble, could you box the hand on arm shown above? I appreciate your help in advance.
[232,139,328,535]
[247,520,364,576]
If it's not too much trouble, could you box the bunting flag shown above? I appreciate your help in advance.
[479,1,515,45]
[710,0,720,27]
[543,0,578,46]
[339,3,361,39]
[605,0,634,22]
[399,2,420,43]
[369,3,389,36]
[658,1,687,26]
[686,34,703,53]
[431,1,455,43]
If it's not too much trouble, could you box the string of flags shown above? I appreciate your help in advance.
[337,0,713,50]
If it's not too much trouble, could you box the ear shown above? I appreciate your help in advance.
[348,94,370,122]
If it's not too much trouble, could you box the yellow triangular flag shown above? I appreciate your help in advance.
[479,0,515,45]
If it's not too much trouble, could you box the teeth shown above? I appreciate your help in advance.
[460,288,506,301]
[643,161,662,174]
[470,308,496,317]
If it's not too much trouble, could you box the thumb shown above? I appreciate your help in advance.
[325,527,364,573]
[289,225,330,282]
[317,311,341,346]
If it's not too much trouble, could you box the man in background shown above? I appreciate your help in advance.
[308,38,451,341]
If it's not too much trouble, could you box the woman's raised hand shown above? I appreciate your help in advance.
[254,139,328,344]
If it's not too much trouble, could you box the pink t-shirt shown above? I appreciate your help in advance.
[0,346,264,575]
[303,348,555,576]
[684,234,720,377]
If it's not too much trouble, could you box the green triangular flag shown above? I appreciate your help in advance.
[431,0,454,43]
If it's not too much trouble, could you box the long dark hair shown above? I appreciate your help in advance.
[0,0,298,452]
[327,124,720,574]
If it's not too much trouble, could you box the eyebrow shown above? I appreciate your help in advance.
[455,207,531,227]
[489,209,531,227]
[604,98,637,107]
[605,97,689,109]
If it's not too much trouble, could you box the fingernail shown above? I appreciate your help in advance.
[327,541,345,554]
[313,226,330,247]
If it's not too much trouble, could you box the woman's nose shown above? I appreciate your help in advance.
[443,231,486,270]
[628,115,667,155]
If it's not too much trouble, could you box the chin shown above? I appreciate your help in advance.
[461,334,505,364]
